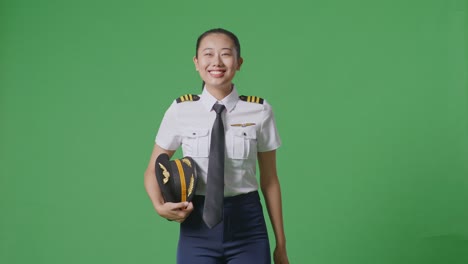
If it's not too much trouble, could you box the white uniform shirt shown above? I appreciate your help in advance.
[155,87,281,196]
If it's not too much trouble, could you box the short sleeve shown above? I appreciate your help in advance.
[155,101,181,151]
[257,101,281,152]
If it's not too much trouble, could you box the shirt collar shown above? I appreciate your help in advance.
[200,85,239,112]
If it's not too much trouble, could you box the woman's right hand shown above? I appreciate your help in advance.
[156,201,194,223]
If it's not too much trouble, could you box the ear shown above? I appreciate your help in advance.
[193,56,199,71]
[236,57,244,71]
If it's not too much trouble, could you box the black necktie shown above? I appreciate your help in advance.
[203,103,226,228]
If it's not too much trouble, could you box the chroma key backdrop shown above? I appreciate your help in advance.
[1,0,467,263]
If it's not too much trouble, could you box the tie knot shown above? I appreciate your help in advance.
[212,104,225,114]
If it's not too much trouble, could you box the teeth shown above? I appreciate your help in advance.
[210,71,223,74]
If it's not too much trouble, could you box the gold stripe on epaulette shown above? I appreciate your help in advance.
[239,95,264,104]
[177,94,200,103]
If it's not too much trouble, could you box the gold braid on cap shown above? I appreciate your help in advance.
[187,174,194,197]
[182,158,192,167]
[158,163,170,184]
[174,159,187,202]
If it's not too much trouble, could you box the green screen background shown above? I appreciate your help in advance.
[1,0,467,263]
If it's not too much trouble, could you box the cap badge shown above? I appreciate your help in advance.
[158,162,170,184]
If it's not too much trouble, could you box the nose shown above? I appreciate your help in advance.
[212,54,224,66]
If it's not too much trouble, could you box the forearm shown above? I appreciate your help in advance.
[261,176,287,247]
[144,169,165,212]
[144,144,175,213]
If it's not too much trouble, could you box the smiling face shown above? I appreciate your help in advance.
[193,33,243,96]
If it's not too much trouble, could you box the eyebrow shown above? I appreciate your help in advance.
[202,48,233,51]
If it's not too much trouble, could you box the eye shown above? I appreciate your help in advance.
[204,53,213,56]
[221,53,232,56]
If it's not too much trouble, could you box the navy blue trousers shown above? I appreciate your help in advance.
[177,191,271,264]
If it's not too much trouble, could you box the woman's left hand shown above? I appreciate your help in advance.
[273,245,289,264]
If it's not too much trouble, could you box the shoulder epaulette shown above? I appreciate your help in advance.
[176,94,200,103]
[239,95,264,104]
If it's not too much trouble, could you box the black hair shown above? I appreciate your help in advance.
[195,28,241,90]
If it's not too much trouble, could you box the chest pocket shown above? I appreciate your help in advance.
[181,128,210,157]
[226,126,257,160]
